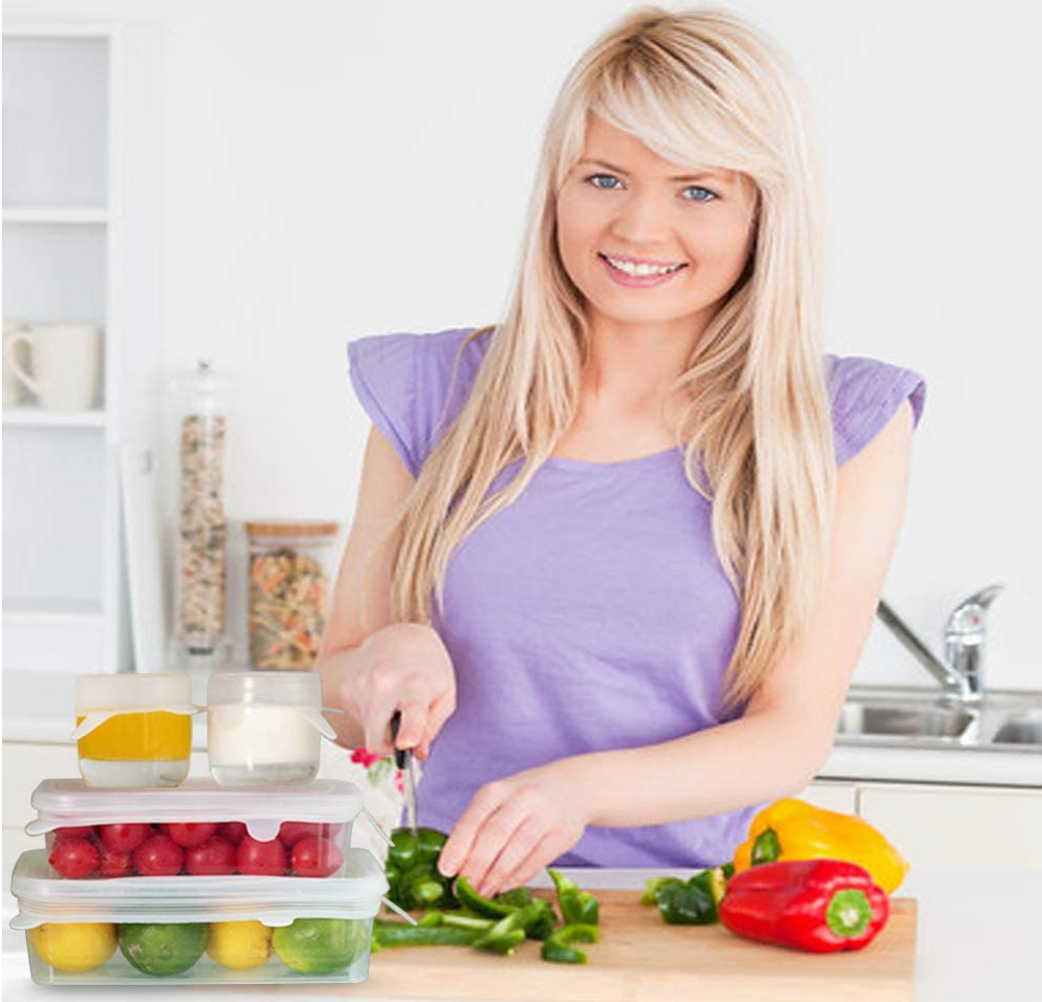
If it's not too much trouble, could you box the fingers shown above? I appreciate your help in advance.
[474,816,547,897]
[437,782,510,879]
[499,829,574,893]
[416,688,455,760]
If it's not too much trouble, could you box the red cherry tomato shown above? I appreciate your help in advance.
[98,846,134,877]
[235,835,287,876]
[217,822,247,845]
[133,834,184,876]
[49,838,101,878]
[53,825,97,841]
[290,835,343,878]
[166,822,218,848]
[184,836,236,875]
[99,823,151,852]
[277,822,323,847]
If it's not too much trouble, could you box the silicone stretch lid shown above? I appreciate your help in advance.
[10,848,387,929]
[27,778,363,842]
[75,673,193,713]
[207,670,322,708]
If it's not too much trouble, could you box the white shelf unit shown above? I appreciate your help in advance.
[2,22,164,677]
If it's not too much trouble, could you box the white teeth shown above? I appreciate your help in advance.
[605,255,683,277]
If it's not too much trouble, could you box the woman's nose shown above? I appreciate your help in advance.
[609,191,677,244]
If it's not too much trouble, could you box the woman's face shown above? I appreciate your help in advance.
[556,114,759,338]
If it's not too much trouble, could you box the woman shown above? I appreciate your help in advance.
[317,5,925,896]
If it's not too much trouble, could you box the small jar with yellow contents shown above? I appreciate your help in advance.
[72,675,199,788]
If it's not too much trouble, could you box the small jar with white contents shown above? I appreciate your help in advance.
[207,671,336,786]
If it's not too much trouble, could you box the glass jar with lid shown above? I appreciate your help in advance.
[244,520,339,670]
[72,674,198,788]
[207,670,337,786]
[171,359,229,659]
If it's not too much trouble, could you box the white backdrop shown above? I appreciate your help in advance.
[4,0,1040,690]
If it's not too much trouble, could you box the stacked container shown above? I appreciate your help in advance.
[10,671,390,986]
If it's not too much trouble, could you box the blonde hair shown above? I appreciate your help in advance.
[371,5,835,715]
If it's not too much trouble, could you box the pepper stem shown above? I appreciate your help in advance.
[825,889,872,937]
[751,828,781,865]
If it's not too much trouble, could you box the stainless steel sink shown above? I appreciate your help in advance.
[837,702,973,739]
[989,709,1042,747]
[833,686,1042,752]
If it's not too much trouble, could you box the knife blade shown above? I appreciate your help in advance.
[389,709,418,837]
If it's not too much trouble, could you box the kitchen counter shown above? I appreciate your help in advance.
[3,865,1037,1001]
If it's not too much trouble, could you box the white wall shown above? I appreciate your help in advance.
[5,0,1040,691]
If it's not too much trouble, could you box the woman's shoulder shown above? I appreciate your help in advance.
[824,352,926,466]
[346,325,494,476]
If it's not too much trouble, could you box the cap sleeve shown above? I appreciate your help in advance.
[347,326,492,477]
[826,355,926,466]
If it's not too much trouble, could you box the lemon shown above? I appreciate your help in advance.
[206,920,273,971]
[29,923,116,973]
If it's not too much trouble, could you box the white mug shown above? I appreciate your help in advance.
[2,320,31,407]
[4,323,101,411]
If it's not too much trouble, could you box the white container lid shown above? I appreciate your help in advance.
[208,670,322,708]
[75,672,194,713]
[27,778,364,842]
[10,848,387,929]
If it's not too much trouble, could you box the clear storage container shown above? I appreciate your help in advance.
[245,520,339,670]
[11,847,386,985]
[28,779,364,880]
[73,674,198,788]
[207,670,336,787]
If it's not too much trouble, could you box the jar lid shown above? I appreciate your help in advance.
[207,670,323,708]
[75,673,193,713]
[245,519,339,537]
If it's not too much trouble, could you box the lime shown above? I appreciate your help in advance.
[29,922,116,973]
[117,923,208,976]
[207,920,273,971]
[271,918,369,974]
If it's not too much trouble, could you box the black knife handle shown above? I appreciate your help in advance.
[389,709,409,770]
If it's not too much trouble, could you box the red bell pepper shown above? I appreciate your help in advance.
[718,859,889,953]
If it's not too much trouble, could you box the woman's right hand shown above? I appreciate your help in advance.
[334,622,456,761]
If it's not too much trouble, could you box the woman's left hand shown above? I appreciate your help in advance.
[436,762,589,897]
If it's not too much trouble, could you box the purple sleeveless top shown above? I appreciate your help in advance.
[347,326,926,868]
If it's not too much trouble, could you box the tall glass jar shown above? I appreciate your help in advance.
[245,520,339,670]
[172,359,228,657]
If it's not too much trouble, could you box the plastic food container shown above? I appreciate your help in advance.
[245,520,339,670]
[73,674,198,788]
[28,778,366,880]
[11,847,386,985]
[207,671,336,787]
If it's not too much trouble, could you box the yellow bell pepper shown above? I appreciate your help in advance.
[732,798,909,894]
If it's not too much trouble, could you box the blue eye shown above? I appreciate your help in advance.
[583,173,718,202]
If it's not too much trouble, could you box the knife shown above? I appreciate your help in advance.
[389,709,419,837]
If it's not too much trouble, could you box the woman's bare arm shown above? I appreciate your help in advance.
[316,426,456,756]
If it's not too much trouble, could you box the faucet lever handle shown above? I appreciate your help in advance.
[945,583,1004,638]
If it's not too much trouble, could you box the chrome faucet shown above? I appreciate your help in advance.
[876,584,1004,703]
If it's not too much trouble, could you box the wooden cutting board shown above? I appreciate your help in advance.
[358,891,917,1002]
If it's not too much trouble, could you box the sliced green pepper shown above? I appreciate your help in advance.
[388,829,420,871]
[454,875,522,919]
[548,869,600,926]
[415,827,449,865]
[648,864,732,925]
[540,923,599,964]
[372,921,481,948]
[471,909,530,955]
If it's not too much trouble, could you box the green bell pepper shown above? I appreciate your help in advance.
[540,923,599,964]
[548,869,600,926]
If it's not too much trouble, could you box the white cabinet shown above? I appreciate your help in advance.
[793,778,1042,870]
[857,783,1042,871]
[2,22,163,677]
